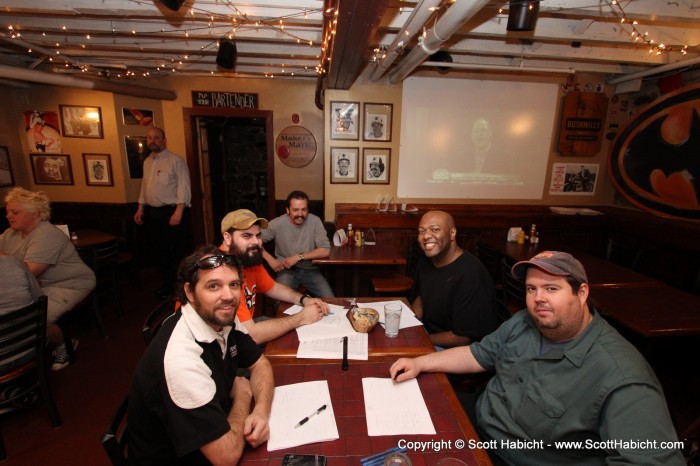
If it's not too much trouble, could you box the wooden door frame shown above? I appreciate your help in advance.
[183,107,275,247]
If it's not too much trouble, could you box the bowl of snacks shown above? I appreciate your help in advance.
[347,307,380,333]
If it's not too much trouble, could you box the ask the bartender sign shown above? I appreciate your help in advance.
[192,91,258,109]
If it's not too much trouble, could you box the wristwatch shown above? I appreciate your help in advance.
[299,253,305,261]
[299,294,311,306]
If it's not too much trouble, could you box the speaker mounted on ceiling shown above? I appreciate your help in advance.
[430,51,453,74]
[159,0,186,12]
[217,38,238,70]
[507,0,539,32]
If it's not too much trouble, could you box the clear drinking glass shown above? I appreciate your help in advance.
[384,303,402,338]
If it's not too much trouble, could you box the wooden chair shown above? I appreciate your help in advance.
[500,256,527,315]
[101,395,129,466]
[371,239,420,296]
[58,239,124,364]
[475,239,502,286]
[68,239,124,338]
[681,414,700,465]
[605,237,642,271]
[141,298,177,346]
[0,296,62,461]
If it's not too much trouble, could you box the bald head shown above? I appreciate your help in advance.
[420,210,454,229]
[146,127,167,153]
[418,210,458,265]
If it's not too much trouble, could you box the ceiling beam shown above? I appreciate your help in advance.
[326,0,388,89]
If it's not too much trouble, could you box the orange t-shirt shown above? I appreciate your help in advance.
[237,264,276,322]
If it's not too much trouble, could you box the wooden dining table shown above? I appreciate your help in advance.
[483,237,663,289]
[72,229,119,249]
[239,361,493,465]
[313,245,407,296]
[482,238,700,340]
[263,297,434,364]
[592,285,700,338]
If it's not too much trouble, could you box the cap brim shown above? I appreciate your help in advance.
[511,260,568,280]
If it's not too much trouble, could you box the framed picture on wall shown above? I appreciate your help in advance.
[330,147,359,184]
[363,103,392,141]
[125,135,148,179]
[0,146,15,187]
[548,163,598,195]
[122,108,154,126]
[59,105,103,138]
[23,110,63,153]
[83,153,114,186]
[30,153,74,185]
[362,148,390,184]
[330,101,360,140]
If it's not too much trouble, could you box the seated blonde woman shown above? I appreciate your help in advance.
[0,187,95,371]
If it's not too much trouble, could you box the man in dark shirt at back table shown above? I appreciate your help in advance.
[412,210,499,348]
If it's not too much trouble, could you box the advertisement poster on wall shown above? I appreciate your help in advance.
[549,163,598,195]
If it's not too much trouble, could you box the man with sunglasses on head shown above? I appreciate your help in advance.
[220,209,330,344]
[128,245,273,466]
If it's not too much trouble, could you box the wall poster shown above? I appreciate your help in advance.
[549,163,598,195]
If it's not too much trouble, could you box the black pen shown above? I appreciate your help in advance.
[294,404,327,429]
[342,336,348,371]
[393,369,405,381]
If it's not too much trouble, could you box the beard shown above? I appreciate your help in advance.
[230,243,263,267]
[191,295,238,329]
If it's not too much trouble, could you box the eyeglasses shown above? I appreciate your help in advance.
[193,254,238,271]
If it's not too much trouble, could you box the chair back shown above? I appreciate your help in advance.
[407,239,421,276]
[0,295,49,375]
[323,221,336,242]
[101,395,129,466]
[80,239,120,273]
[500,257,526,315]
[0,296,61,461]
[475,239,502,284]
[606,238,642,270]
[142,298,176,345]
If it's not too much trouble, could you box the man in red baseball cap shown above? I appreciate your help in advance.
[390,250,684,465]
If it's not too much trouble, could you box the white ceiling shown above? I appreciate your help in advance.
[1,0,700,87]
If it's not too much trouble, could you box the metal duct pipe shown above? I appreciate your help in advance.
[0,64,177,100]
[0,34,88,70]
[370,0,442,82]
[388,0,491,84]
[421,60,575,74]
[607,56,700,84]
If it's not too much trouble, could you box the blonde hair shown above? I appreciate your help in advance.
[4,187,51,221]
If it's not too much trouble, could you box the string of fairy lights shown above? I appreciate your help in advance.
[6,1,328,79]
[607,0,688,55]
[5,1,694,79]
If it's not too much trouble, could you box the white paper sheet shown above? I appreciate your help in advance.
[267,380,339,451]
[362,378,436,436]
[297,333,368,360]
[361,300,423,329]
[294,304,357,342]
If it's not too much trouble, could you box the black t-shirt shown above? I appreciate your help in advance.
[415,251,498,340]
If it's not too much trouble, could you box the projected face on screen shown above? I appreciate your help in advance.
[397,77,557,200]
[471,118,492,151]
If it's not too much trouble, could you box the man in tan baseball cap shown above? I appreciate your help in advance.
[220,209,330,344]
